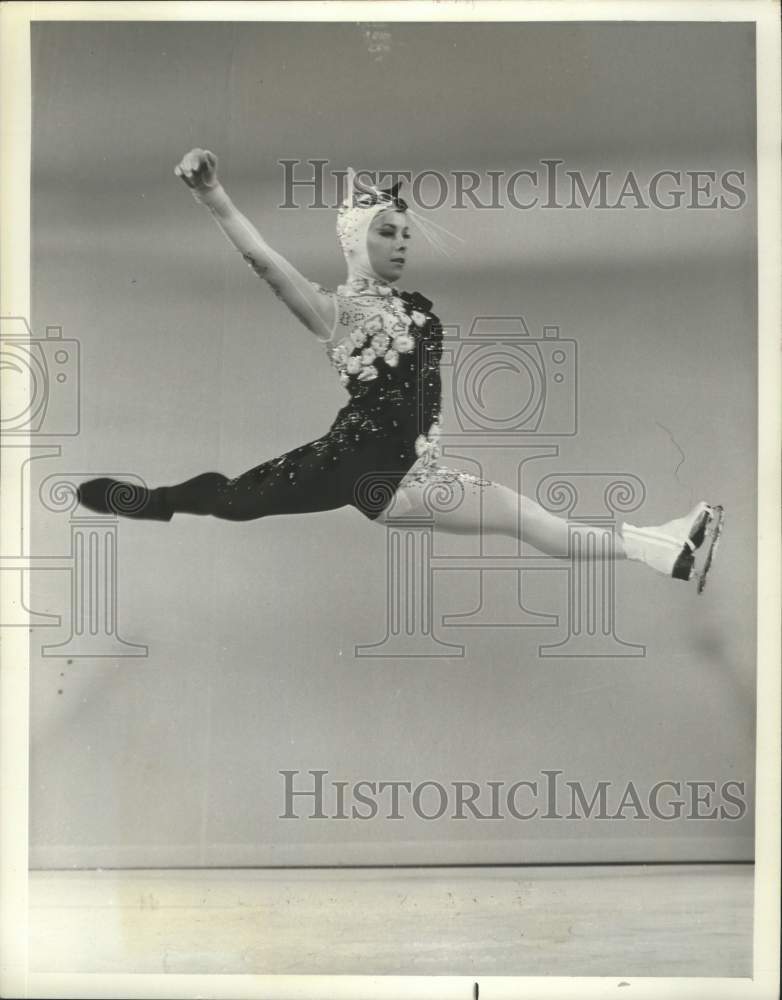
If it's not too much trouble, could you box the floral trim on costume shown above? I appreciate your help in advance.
[326,285,434,389]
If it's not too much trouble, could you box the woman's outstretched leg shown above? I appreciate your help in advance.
[381,475,626,558]
[77,444,351,522]
[160,460,347,521]
[378,470,724,588]
[159,472,237,518]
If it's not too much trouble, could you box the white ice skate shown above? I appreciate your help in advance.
[621,501,725,594]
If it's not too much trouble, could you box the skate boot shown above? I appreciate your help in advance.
[621,501,725,594]
[76,477,173,521]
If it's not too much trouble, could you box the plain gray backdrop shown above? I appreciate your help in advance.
[29,20,756,866]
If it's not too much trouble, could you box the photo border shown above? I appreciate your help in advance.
[1,2,779,998]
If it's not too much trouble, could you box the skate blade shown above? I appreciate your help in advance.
[692,505,725,595]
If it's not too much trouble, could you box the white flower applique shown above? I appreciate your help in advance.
[392,331,415,354]
[414,419,442,463]
[364,314,385,335]
[328,296,426,387]
[331,343,351,366]
[358,347,379,381]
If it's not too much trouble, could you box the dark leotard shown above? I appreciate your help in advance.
[160,276,447,521]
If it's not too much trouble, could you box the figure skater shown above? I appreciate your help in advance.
[77,148,724,591]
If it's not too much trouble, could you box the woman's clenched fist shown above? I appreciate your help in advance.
[174,148,219,191]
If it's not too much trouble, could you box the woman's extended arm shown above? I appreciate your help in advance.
[175,148,337,343]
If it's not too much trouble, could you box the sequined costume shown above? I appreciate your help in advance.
[155,275,462,522]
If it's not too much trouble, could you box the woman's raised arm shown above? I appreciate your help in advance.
[174,148,337,343]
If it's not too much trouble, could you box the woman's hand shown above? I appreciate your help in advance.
[180,149,336,341]
[174,148,219,191]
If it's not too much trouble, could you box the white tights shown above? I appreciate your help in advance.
[376,471,628,561]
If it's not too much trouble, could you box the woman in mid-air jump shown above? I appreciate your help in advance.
[78,148,724,591]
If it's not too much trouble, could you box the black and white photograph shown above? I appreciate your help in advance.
[1,2,780,998]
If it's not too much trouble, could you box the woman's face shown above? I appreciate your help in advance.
[366,209,411,283]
